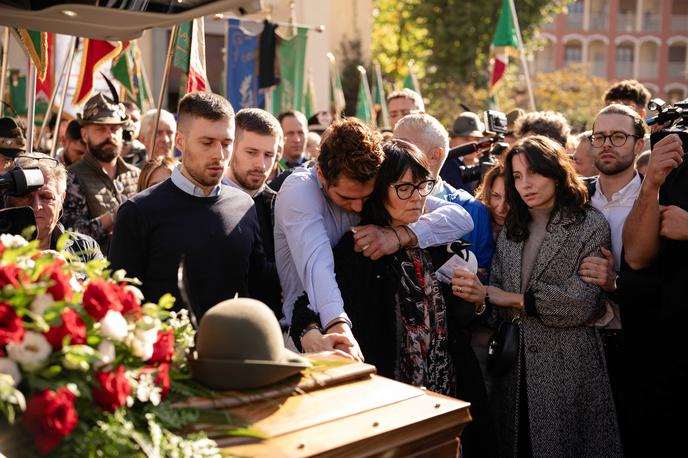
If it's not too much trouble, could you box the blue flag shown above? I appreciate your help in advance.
[226,19,264,110]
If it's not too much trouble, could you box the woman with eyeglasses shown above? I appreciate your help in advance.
[5,153,103,262]
[487,136,622,458]
[291,139,498,457]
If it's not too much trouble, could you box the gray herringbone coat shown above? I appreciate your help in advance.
[490,207,622,458]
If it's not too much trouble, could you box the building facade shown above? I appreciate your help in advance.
[531,0,688,102]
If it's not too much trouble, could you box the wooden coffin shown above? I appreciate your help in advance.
[178,352,472,457]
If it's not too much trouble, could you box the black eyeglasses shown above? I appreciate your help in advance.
[14,153,60,169]
[589,132,640,148]
[390,179,436,200]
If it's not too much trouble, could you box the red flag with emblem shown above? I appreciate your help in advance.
[73,39,123,105]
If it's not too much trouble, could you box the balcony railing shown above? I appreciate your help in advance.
[616,61,634,78]
[671,14,688,31]
[642,14,660,32]
[637,64,658,79]
[617,13,635,32]
[566,12,583,30]
[589,15,608,31]
[668,62,687,79]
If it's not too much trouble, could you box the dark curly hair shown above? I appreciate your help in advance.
[503,135,588,242]
[604,79,651,110]
[318,117,384,184]
[361,139,431,226]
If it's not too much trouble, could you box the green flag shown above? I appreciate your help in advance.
[355,66,374,126]
[111,45,134,93]
[492,0,519,47]
[173,22,192,73]
[11,29,48,81]
[403,62,421,96]
[8,69,27,116]
[372,62,390,129]
[328,52,346,117]
[273,27,308,114]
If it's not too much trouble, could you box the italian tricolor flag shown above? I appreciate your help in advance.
[489,0,519,95]
[173,18,210,94]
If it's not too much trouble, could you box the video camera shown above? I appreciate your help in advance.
[0,166,43,236]
[646,97,688,153]
[447,110,510,184]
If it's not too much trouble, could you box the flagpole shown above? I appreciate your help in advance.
[37,37,73,149]
[0,28,10,117]
[50,36,78,157]
[26,63,37,152]
[150,25,179,157]
[508,0,536,111]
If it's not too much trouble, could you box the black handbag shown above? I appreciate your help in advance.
[487,318,521,376]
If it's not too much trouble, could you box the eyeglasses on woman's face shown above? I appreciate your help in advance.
[389,179,436,200]
[589,131,640,148]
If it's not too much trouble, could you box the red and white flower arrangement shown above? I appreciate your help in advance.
[0,234,254,456]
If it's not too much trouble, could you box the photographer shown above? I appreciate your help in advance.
[5,153,103,261]
[621,130,686,455]
[440,112,489,193]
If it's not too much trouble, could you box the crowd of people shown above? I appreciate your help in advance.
[1,77,686,458]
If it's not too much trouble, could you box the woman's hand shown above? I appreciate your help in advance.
[486,285,524,309]
[451,269,486,305]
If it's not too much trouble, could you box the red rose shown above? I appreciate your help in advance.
[148,329,175,363]
[117,284,141,316]
[44,308,87,349]
[0,303,24,346]
[82,279,122,321]
[140,363,171,398]
[23,387,79,454]
[92,365,131,412]
[0,264,23,289]
[154,363,171,397]
[42,263,73,302]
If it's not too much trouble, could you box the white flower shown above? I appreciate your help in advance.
[0,234,28,249]
[134,371,162,406]
[6,331,52,370]
[96,339,116,367]
[0,357,22,386]
[99,310,129,341]
[30,293,55,316]
[69,275,82,293]
[126,328,157,361]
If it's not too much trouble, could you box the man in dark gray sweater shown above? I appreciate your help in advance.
[109,92,267,317]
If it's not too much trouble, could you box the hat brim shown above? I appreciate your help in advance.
[188,350,312,391]
[0,148,23,158]
[77,114,129,126]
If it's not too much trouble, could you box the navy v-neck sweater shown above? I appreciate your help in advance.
[109,179,266,317]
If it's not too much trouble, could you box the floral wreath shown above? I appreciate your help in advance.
[0,234,261,456]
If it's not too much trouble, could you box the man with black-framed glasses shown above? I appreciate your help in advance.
[5,152,103,261]
[577,103,647,456]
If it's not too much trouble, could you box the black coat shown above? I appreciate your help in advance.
[291,231,498,458]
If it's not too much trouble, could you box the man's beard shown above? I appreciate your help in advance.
[231,162,264,192]
[594,154,634,176]
[88,138,121,162]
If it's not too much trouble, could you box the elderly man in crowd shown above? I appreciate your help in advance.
[6,153,102,261]
[139,108,177,160]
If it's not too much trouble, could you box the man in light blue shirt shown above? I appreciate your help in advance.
[275,118,474,359]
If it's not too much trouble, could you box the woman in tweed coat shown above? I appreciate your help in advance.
[487,136,622,458]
